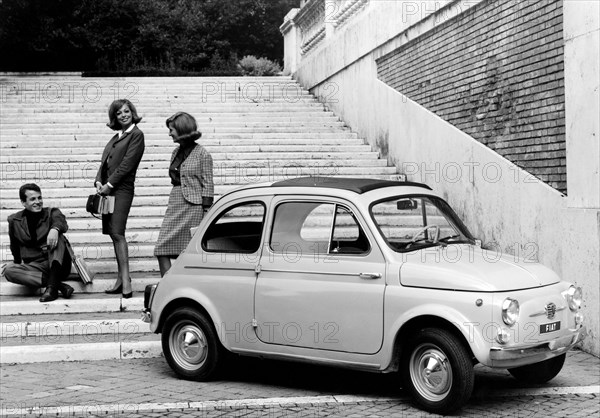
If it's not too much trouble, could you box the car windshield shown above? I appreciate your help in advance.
[371,195,474,252]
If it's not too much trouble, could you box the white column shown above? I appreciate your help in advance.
[563,0,600,207]
[280,9,301,75]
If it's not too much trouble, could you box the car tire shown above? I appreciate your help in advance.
[162,307,222,381]
[401,328,474,414]
[507,353,566,383]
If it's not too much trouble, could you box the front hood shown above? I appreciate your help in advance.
[398,245,560,292]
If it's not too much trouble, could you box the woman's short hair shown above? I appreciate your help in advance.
[107,99,142,130]
[166,112,202,142]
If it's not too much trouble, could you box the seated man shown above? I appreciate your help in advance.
[1,183,74,302]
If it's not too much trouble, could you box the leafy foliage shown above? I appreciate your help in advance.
[0,0,300,73]
[238,55,282,76]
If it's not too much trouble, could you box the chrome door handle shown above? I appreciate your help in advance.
[358,272,382,280]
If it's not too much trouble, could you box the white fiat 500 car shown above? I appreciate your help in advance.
[143,177,586,414]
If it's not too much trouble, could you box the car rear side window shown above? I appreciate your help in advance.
[202,202,265,253]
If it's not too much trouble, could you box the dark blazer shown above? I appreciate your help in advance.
[172,144,214,205]
[95,125,145,192]
[8,208,68,263]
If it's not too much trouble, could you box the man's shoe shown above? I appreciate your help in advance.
[39,286,59,303]
[59,283,74,299]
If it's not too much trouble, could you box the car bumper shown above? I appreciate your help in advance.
[141,284,158,324]
[489,326,587,368]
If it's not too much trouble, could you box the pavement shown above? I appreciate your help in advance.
[0,349,598,417]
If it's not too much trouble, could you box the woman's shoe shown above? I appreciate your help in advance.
[122,291,133,299]
[105,283,123,294]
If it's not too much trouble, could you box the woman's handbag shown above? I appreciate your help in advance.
[86,194,114,218]
[63,235,95,284]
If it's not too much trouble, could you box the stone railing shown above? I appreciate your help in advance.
[281,0,370,73]
[330,0,370,29]
[296,0,327,55]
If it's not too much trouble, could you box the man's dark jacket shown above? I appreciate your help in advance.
[8,208,68,263]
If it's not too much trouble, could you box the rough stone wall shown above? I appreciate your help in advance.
[376,0,566,193]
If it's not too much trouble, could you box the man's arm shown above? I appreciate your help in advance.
[7,218,21,264]
[49,208,68,234]
[47,208,68,251]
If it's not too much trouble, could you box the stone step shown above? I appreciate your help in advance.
[1,104,330,114]
[0,96,320,105]
[0,163,389,189]
[0,336,162,363]
[2,127,351,136]
[0,168,396,192]
[0,145,375,156]
[1,153,375,165]
[0,137,365,148]
[0,292,144,315]
[0,274,159,296]
[0,110,331,119]
[1,257,160,274]
[2,122,348,133]
[1,144,373,156]
[1,132,359,140]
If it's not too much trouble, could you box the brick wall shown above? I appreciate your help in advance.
[377,0,566,193]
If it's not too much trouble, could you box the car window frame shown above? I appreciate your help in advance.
[268,197,372,257]
[200,199,268,254]
[369,193,475,253]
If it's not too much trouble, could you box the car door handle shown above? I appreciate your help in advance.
[358,272,382,280]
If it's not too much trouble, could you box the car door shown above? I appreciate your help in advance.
[254,197,386,354]
[188,197,269,349]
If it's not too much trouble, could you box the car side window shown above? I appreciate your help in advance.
[330,205,369,254]
[270,202,368,256]
[202,202,265,253]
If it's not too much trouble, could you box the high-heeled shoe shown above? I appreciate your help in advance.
[105,283,122,294]
[122,291,133,299]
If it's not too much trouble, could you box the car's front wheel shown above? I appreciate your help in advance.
[401,328,474,414]
[508,353,566,383]
[162,307,222,380]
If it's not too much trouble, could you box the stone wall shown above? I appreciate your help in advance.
[377,0,567,193]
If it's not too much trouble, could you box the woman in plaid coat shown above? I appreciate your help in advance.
[154,112,214,276]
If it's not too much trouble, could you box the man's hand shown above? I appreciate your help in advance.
[47,228,59,250]
[95,181,102,193]
[0,262,13,277]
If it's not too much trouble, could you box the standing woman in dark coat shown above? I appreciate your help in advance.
[95,99,145,298]
[154,112,214,277]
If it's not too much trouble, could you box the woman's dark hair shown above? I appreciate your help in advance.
[166,112,202,143]
[19,183,41,202]
[107,99,142,130]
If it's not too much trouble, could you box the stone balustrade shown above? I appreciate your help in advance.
[281,0,370,73]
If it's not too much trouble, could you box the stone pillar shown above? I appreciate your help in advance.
[280,9,301,75]
[563,0,600,208]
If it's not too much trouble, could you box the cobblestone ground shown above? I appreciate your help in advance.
[1,350,598,417]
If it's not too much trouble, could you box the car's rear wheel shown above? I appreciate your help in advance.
[162,307,222,380]
[401,328,474,414]
[508,353,566,383]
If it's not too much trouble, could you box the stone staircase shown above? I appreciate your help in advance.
[0,74,398,363]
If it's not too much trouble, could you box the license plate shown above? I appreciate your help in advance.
[540,321,560,334]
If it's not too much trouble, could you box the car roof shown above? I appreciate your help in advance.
[222,177,432,200]
[271,177,432,194]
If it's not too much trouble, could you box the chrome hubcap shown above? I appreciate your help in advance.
[171,323,208,370]
[410,344,452,401]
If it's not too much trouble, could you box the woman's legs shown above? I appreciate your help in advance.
[110,233,131,294]
[157,256,172,277]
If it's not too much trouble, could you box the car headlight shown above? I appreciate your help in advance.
[566,286,583,311]
[502,298,520,326]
